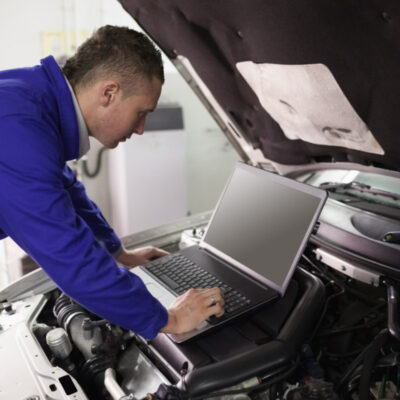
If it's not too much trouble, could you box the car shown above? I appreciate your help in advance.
[1,1,399,399]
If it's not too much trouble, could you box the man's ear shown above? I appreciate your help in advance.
[100,81,120,106]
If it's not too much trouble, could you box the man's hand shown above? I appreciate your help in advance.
[116,246,169,267]
[160,287,225,334]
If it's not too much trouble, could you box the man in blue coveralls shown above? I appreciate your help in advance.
[0,26,224,339]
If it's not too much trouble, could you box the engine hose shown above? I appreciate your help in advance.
[189,361,298,400]
[53,294,85,330]
[317,302,386,338]
[358,329,389,400]
[308,285,345,343]
[301,254,382,306]
[385,282,400,341]
[104,368,134,400]
[336,329,389,394]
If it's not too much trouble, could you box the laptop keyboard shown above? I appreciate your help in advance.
[145,253,251,316]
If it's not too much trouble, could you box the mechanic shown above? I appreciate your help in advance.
[0,25,224,338]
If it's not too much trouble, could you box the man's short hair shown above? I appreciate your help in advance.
[62,25,164,94]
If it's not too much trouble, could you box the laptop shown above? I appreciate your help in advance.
[132,162,327,343]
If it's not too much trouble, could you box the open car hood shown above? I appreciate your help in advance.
[119,0,400,173]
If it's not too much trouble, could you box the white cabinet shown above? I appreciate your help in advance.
[109,129,187,237]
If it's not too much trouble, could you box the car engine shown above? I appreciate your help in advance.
[1,217,399,400]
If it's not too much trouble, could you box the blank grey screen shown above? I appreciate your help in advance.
[204,167,322,288]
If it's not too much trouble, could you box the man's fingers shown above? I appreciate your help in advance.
[163,286,227,334]
[206,303,225,318]
[212,307,225,318]
[153,247,169,257]
[199,287,225,306]
[148,246,169,259]
[206,291,225,308]
[184,287,225,317]
[202,289,225,319]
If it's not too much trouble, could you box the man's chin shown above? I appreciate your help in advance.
[107,141,119,149]
[92,137,118,149]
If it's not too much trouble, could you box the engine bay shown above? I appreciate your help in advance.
[1,214,399,400]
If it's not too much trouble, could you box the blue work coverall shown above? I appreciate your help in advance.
[0,56,168,338]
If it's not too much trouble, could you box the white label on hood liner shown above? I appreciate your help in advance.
[237,62,384,155]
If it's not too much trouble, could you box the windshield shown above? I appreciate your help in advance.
[297,170,400,220]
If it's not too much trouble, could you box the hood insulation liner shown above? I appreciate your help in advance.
[120,0,400,171]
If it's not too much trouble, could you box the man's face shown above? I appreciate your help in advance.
[90,77,162,149]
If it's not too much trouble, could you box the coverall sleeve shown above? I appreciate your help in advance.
[0,115,168,339]
[62,164,123,258]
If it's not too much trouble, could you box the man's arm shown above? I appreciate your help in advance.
[0,118,224,338]
[63,164,168,266]
[0,118,167,338]
[62,164,122,257]
[116,246,169,266]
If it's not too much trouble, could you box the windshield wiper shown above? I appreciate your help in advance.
[319,181,400,201]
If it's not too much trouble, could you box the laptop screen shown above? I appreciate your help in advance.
[201,163,327,295]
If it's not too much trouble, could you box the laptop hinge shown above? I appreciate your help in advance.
[198,246,270,290]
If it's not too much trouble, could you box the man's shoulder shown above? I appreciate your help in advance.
[0,66,53,118]
[0,58,79,164]
[0,68,64,169]
[0,64,45,90]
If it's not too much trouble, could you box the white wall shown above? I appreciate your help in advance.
[0,0,64,69]
[160,73,240,215]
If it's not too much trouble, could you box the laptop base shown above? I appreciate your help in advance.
[138,245,279,343]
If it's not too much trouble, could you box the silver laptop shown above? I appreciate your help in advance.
[132,162,327,343]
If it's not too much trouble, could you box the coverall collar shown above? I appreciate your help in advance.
[40,56,80,161]
[64,77,90,158]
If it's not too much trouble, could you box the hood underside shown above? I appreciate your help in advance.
[120,0,400,172]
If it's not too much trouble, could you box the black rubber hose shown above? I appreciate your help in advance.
[301,254,382,306]
[317,302,386,338]
[189,361,298,400]
[180,340,293,397]
[358,329,389,399]
[385,282,400,341]
[53,293,83,329]
[335,329,388,393]
[279,267,326,351]
[308,284,345,343]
